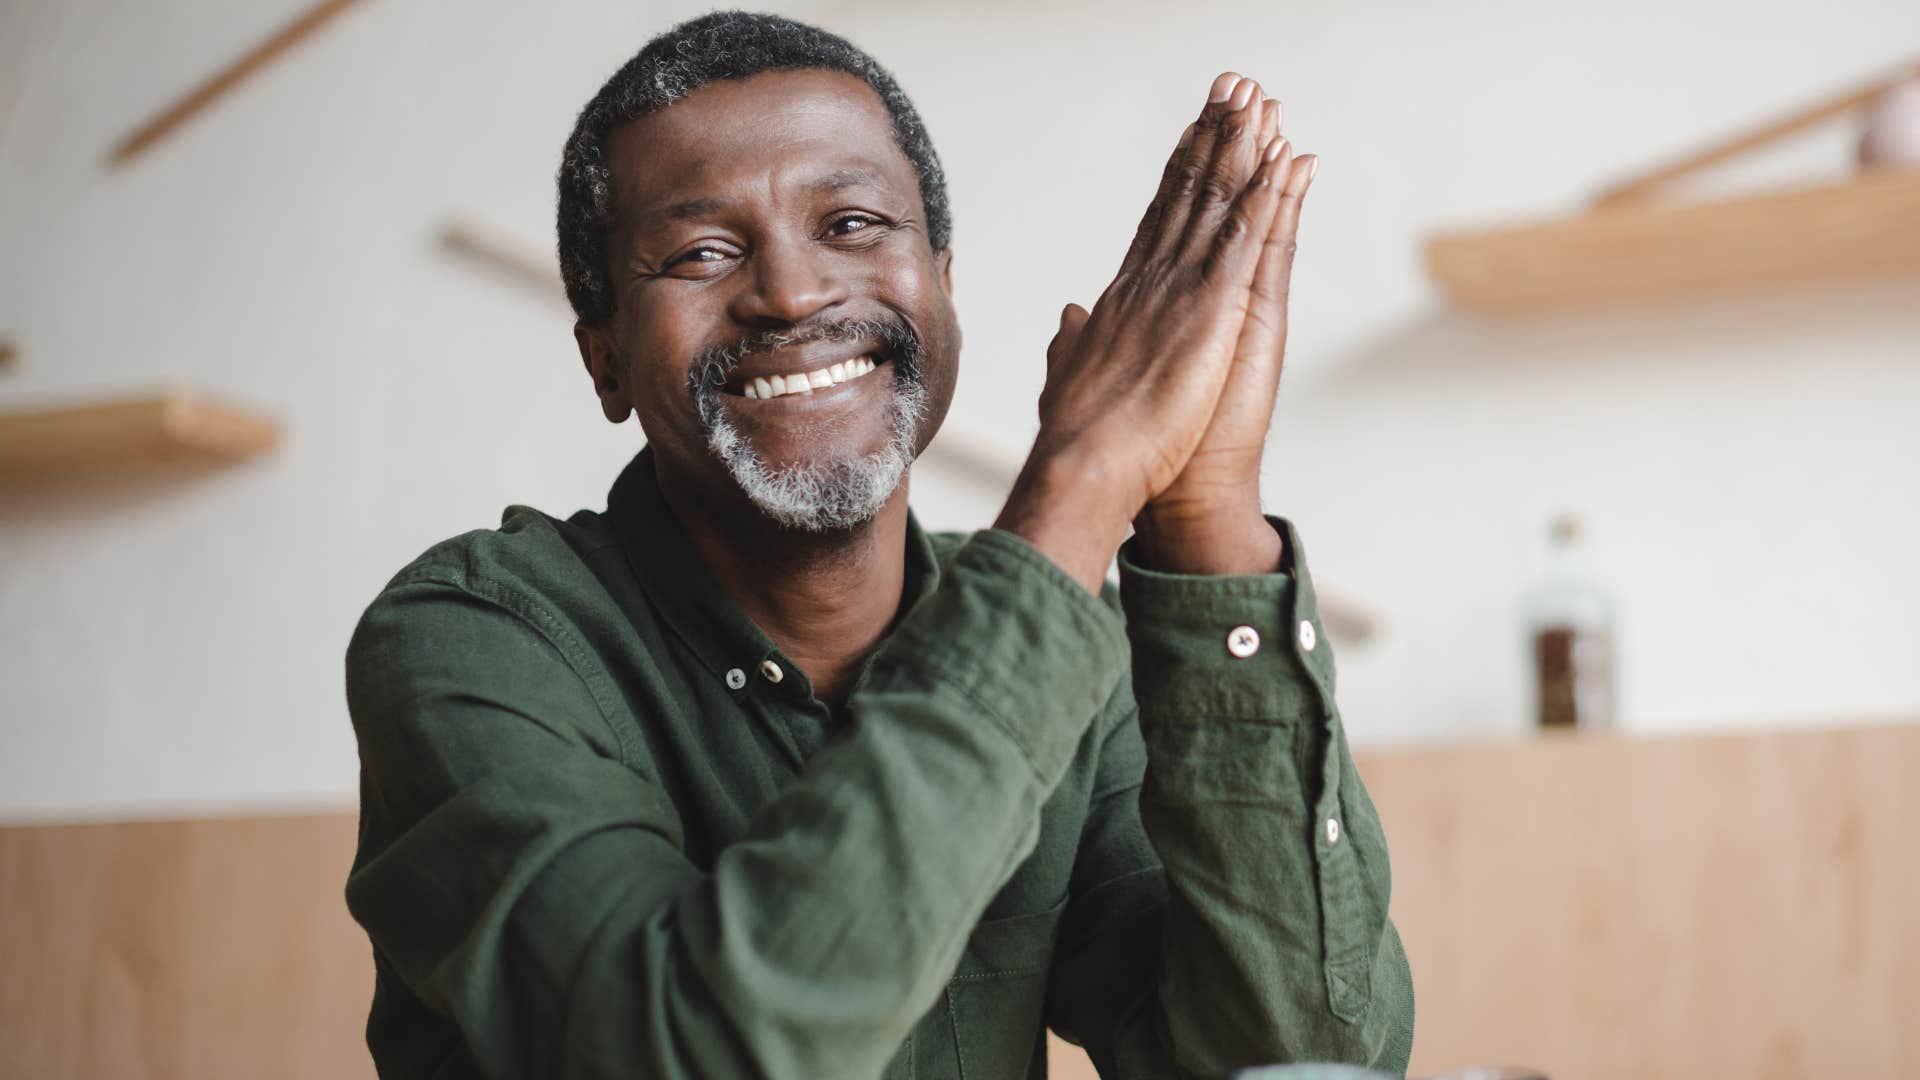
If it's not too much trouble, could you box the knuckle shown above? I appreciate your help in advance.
[1216,212,1252,245]
[1198,172,1239,206]
[1169,161,1208,198]
[1134,261,1181,295]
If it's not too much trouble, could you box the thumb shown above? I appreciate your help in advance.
[1046,303,1091,375]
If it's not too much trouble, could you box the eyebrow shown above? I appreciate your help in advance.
[640,167,890,226]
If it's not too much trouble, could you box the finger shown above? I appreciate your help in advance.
[1146,72,1252,264]
[1119,122,1197,277]
[1189,150,1314,465]
[1228,150,1316,400]
[1168,76,1268,265]
[1260,151,1316,308]
[1202,129,1291,287]
[1046,302,1091,376]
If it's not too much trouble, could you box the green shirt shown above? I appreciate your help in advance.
[345,447,1413,1079]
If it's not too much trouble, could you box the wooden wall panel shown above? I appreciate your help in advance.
[3,723,1915,1079]
[0,813,372,1080]
[1370,723,1920,1079]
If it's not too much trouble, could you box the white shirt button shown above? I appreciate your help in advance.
[724,668,747,690]
[1298,619,1317,653]
[1325,817,1341,845]
[1226,625,1261,658]
[759,659,784,684]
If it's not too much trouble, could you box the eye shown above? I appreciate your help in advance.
[668,245,733,268]
[827,213,887,239]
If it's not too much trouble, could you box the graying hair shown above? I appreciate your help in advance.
[556,10,952,325]
[687,315,926,531]
[701,379,927,532]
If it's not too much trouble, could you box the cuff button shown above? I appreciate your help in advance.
[1226,625,1261,658]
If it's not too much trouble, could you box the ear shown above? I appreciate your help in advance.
[935,247,955,298]
[574,320,633,424]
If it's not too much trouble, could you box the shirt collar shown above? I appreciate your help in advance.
[603,445,944,689]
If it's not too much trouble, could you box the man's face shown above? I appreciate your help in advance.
[577,68,960,530]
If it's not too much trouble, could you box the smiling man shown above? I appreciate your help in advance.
[345,11,1412,1080]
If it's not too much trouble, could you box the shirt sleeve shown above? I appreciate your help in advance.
[1045,517,1415,1078]
[344,529,1128,1080]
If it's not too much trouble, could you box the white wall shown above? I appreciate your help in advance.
[3,0,1916,819]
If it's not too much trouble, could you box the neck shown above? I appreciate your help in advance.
[658,466,912,708]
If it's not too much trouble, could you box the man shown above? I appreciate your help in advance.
[345,11,1413,1079]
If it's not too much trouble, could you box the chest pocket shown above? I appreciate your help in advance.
[939,898,1067,1080]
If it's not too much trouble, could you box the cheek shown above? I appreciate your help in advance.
[872,253,960,445]
[869,252,958,353]
[618,295,707,397]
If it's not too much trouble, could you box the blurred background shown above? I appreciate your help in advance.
[2,1,1917,1077]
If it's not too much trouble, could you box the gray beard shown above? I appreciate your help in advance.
[695,373,927,532]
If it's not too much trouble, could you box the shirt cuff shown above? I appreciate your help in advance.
[1116,516,1337,721]
[883,527,1131,782]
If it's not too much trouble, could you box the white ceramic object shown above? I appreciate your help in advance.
[1859,76,1920,169]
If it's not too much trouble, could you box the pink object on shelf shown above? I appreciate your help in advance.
[1859,76,1920,169]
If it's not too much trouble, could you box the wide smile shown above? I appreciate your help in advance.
[725,354,890,401]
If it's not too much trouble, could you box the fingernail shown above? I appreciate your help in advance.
[1209,72,1241,103]
[1265,137,1288,163]
[1307,156,1319,183]
[1230,78,1259,111]
[1178,122,1196,147]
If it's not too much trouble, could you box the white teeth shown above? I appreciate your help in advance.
[742,355,884,398]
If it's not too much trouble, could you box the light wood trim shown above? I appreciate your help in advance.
[1426,169,1920,314]
[1594,59,1920,208]
[0,389,280,480]
[106,0,371,166]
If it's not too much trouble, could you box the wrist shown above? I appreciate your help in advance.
[994,451,1134,593]
[1132,508,1283,576]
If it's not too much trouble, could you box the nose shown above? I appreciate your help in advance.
[728,233,850,327]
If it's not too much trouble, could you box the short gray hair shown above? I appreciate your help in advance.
[556,10,953,324]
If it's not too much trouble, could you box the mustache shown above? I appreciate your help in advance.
[688,315,922,395]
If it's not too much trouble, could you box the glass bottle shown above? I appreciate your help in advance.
[1525,513,1615,732]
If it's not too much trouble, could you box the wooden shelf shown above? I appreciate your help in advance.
[1428,58,1920,314]
[1427,170,1920,314]
[0,390,280,481]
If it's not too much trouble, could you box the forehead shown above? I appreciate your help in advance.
[606,68,916,225]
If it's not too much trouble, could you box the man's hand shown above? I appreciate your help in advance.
[1133,116,1313,575]
[994,72,1316,590]
[1069,92,1315,577]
